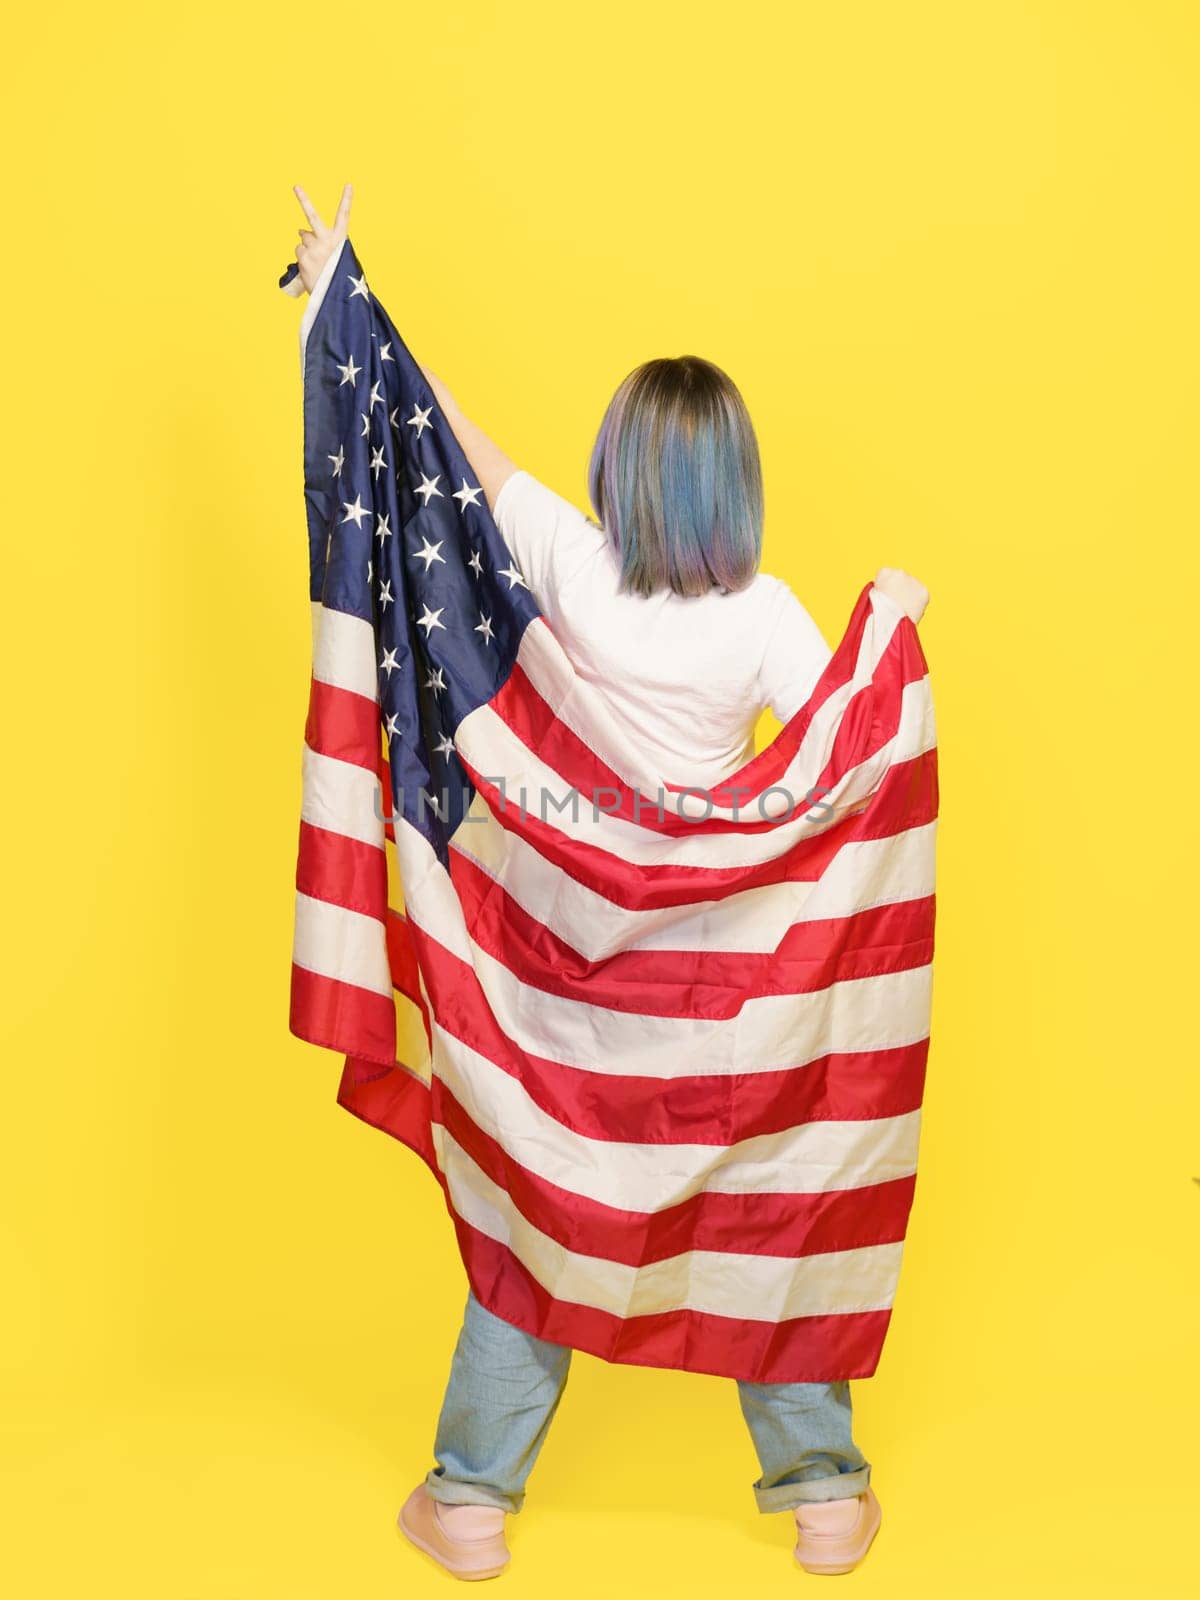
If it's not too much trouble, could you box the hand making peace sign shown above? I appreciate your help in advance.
[291,183,353,295]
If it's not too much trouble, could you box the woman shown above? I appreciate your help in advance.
[290,184,930,1580]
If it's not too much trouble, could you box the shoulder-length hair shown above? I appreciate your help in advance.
[586,355,764,598]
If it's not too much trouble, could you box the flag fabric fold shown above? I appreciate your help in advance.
[278,238,938,1382]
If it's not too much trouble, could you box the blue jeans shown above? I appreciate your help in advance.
[424,1289,871,1516]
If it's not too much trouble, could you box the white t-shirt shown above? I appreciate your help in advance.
[492,468,834,788]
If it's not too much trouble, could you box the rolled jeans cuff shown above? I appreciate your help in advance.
[753,1463,872,1514]
[423,1469,523,1516]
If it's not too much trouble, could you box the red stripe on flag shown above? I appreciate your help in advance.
[452,1214,894,1382]
[450,847,935,1019]
[305,675,380,772]
[406,917,929,1142]
[386,908,427,1017]
[296,819,388,921]
[336,1052,438,1171]
[290,963,396,1066]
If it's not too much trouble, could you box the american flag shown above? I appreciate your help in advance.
[278,238,938,1383]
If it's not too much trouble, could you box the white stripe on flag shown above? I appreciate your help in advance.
[310,601,383,702]
[293,891,392,997]
[301,744,387,848]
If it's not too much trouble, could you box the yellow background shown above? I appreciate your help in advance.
[3,2,1197,1594]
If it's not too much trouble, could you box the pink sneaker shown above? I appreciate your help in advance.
[397,1483,511,1581]
[792,1487,882,1575]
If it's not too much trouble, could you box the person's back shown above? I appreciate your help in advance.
[492,465,834,789]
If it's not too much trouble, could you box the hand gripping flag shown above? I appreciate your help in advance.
[278,239,938,1382]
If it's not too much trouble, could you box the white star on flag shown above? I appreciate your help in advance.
[453,479,484,509]
[341,494,368,528]
[412,536,445,571]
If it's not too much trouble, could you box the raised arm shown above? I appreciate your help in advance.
[418,366,519,515]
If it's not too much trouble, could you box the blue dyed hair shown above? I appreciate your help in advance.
[586,355,764,598]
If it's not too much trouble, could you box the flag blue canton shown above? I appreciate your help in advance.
[281,245,542,869]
